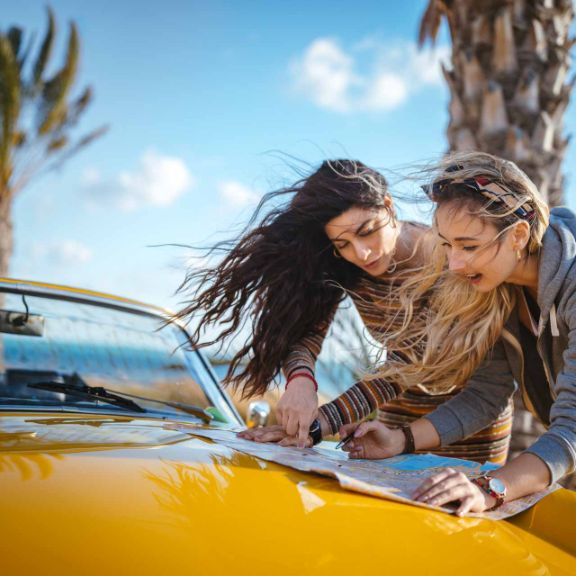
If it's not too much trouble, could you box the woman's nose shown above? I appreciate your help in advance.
[355,244,371,261]
[448,252,466,272]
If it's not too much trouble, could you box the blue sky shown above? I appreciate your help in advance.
[7,1,576,310]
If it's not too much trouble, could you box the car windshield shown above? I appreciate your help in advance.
[0,288,237,424]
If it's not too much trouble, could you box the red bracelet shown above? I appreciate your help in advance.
[286,371,318,391]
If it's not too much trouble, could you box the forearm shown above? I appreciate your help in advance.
[318,377,400,435]
[282,313,335,380]
[493,452,551,500]
[282,344,317,379]
[411,418,441,451]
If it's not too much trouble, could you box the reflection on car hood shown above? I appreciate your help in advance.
[1,412,575,576]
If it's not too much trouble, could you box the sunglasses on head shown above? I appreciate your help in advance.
[422,171,535,221]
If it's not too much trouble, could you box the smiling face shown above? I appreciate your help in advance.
[324,203,397,277]
[435,201,524,292]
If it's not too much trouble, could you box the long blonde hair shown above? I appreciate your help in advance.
[374,152,550,394]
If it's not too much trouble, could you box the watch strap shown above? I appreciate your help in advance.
[472,475,506,510]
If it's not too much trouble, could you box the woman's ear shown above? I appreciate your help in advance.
[511,221,531,252]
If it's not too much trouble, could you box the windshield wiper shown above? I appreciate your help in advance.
[28,375,146,413]
[27,373,213,423]
[106,390,213,423]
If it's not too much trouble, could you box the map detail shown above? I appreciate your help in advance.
[178,426,558,520]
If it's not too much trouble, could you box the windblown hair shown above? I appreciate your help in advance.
[374,151,550,394]
[174,159,393,397]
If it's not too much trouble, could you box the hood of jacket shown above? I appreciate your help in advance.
[537,207,576,329]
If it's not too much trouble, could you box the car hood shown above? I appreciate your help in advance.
[1,412,575,576]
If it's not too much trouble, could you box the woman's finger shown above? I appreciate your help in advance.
[418,471,466,500]
[415,472,476,506]
[297,416,313,449]
[354,420,389,438]
[339,422,359,438]
[352,420,381,438]
[254,429,287,443]
[279,435,311,448]
[284,412,299,437]
[422,483,473,507]
[347,446,365,459]
[412,468,458,499]
[456,495,476,517]
[239,425,283,443]
[276,404,285,423]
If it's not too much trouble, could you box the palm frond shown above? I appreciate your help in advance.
[37,21,79,135]
[45,124,108,171]
[31,6,55,91]
[418,0,446,47]
[7,27,23,61]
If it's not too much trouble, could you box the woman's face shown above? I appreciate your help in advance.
[435,202,520,292]
[325,204,397,277]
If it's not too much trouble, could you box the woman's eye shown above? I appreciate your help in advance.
[335,242,349,250]
[463,246,478,252]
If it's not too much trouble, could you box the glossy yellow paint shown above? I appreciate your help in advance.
[1,413,575,576]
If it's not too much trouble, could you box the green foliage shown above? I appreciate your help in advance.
[0,5,107,198]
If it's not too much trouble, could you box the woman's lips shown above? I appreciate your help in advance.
[364,257,382,270]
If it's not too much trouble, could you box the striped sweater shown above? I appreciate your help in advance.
[283,230,512,464]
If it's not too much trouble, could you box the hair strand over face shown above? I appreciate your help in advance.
[372,151,548,394]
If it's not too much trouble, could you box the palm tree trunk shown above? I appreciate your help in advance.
[0,194,12,277]
[420,0,574,207]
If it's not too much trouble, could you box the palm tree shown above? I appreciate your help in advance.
[419,0,574,207]
[0,6,107,276]
[419,0,574,486]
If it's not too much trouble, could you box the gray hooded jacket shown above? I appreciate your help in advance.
[426,207,576,483]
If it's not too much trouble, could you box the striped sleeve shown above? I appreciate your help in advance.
[318,378,401,434]
[282,310,336,380]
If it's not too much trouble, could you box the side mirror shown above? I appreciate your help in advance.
[246,400,270,428]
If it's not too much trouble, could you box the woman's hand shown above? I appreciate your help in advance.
[340,421,406,459]
[237,413,332,448]
[237,425,289,443]
[412,469,495,516]
[237,424,314,447]
[276,376,319,448]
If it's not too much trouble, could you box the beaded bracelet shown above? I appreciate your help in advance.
[286,371,318,392]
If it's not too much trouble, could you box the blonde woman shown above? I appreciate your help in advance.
[342,152,575,515]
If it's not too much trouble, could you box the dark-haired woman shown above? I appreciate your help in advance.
[176,160,512,463]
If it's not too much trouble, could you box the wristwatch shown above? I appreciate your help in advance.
[472,474,507,510]
[308,419,322,446]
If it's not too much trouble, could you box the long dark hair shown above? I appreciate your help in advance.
[174,159,392,397]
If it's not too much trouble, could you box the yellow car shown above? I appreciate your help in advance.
[0,278,575,576]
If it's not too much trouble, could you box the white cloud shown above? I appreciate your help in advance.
[363,72,408,111]
[32,240,93,267]
[218,180,260,207]
[290,38,359,112]
[290,37,449,113]
[84,151,194,211]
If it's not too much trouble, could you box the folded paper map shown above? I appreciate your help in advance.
[174,426,558,520]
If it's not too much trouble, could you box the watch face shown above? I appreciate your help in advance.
[488,478,506,496]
